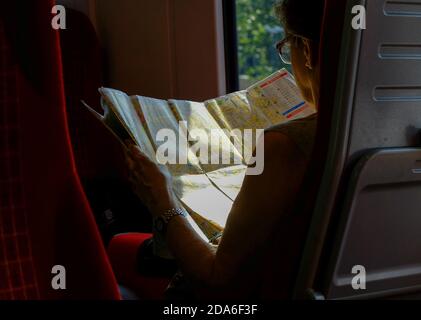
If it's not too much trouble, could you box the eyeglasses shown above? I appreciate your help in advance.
[276,34,309,65]
[275,35,293,65]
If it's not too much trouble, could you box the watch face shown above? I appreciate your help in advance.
[154,217,165,232]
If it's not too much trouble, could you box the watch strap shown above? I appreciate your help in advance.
[161,207,187,224]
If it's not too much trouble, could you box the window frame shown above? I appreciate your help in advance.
[222,0,240,93]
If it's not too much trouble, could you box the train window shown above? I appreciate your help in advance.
[234,0,291,89]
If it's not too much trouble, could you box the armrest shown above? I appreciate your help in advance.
[108,233,172,300]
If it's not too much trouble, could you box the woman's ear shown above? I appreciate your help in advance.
[302,38,313,70]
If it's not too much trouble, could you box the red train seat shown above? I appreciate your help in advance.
[0,1,120,299]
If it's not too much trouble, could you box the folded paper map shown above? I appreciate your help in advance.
[83,69,315,258]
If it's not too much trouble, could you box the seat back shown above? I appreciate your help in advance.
[0,1,120,299]
[295,0,421,299]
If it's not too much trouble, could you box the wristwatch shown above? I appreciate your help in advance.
[154,207,187,235]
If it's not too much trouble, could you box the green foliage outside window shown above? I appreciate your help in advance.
[236,0,290,87]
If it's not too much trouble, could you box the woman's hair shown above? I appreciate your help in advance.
[275,0,325,41]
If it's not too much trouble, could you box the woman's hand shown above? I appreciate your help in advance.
[126,144,178,216]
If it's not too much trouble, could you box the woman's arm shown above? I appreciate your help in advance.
[127,131,308,297]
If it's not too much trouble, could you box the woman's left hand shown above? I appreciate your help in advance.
[126,144,177,216]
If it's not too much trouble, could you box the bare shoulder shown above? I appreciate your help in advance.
[226,129,309,238]
[257,130,308,173]
[241,129,308,200]
[263,130,302,155]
